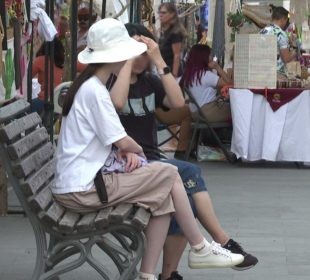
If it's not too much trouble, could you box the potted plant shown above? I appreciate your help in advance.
[227,11,245,42]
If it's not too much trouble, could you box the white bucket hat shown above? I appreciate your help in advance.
[78,18,147,64]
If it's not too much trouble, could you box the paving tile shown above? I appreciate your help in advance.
[287,265,310,276]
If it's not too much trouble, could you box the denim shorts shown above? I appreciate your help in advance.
[157,159,208,235]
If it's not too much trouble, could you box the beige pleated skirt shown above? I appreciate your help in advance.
[54,161,178,216]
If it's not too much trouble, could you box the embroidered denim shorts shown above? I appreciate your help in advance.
[158,159,208,235]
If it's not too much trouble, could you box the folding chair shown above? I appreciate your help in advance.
[157,121,180,147]
[183,87,235,163]
[53,81,72,144]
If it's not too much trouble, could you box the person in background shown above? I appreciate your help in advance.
[53,18,244,280]
[260,6,296,74]
[181,44,232,123]
[155,105,192,159]
[109,23,258,280]
[195,15,204,44]
[57,15,69,41]
[158,2,186,78]
[77,3,97,53]
[31,37,65,114]
[32,37,85,114]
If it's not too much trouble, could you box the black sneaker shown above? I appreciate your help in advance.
[158,271,183,280]
[223,239,258,271]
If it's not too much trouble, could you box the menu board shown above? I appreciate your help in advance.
[234,34,277,89]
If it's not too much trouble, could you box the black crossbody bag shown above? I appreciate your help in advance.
[94,169,108,204]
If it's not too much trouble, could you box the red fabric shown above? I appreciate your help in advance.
[250,88,304,111]
[32,56,86,101]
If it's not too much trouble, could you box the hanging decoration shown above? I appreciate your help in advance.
[141,0,154,32]
[227,0,244,42]
[30,0,57,42]
[3,48,14,100]
[0,15,4,79]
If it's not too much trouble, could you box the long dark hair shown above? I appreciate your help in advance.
[181,44,211,88]
[159,3,187,37]
[62,64,103,116]
[36,37,65,68]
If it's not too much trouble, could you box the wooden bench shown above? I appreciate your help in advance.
[0,100,151,280]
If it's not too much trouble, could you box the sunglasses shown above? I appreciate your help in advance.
[78,14,90,22]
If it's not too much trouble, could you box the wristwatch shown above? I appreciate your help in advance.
[158,66,171,75]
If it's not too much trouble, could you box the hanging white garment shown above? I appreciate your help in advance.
[30,0,57,42]
[112,0,129,24]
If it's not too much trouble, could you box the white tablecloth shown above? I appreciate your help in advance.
[229,89,310,162]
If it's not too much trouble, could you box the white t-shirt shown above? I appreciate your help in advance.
[53,76,127,194]
[188,70,219,112]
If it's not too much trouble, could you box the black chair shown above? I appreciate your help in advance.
[183,87,235,163]
[157,121,180,148]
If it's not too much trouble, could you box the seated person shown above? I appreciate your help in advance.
[181,44,232,123]
[77,3,97,53]
[155,105,192,159]
[32,37,65,114]
[108,23,258,280]
[260,6,296,74]
[32,37,85,114]
[53,18,244,280]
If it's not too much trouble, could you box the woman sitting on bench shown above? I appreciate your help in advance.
[52,19,243,280]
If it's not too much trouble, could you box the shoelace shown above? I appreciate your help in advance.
[210,241,232,258]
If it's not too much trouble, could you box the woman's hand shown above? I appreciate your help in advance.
[117,150,143,172]
[140,35,166,67]
[208,60,220,71]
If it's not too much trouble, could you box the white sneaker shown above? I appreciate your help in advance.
[188,241,244,269]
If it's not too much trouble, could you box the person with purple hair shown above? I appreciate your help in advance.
[181,44,232,123]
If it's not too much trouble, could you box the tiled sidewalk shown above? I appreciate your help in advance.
[0,161,309,280]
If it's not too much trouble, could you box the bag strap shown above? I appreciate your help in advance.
[94,169,108,204]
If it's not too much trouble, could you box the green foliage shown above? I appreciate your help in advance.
[3,49,14,100]
[227,11,246,42]
[227,11,245,28]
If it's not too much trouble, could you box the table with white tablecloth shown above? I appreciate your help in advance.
[229,89,310,162]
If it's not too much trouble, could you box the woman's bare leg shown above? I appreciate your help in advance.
[140,214,170,274]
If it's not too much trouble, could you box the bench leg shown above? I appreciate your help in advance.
[37,225,146,280]
[96,227,146,280]
[31,223,48,280]
[0,162,8,216]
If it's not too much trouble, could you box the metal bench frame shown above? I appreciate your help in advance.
[0,100,151,280]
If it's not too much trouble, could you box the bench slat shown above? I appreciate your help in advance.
[76,213,97,232]
[132,208,151,230]
[22,159,55,196]
[95,207,113,229]
[8,127,50,161]
[110,204,133,223]
[58,211,80,233]
[13,142,54,178]
[0,113,41,143]
[0,99,30,123]
[28,180,54,211]
[40,202,65,226]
